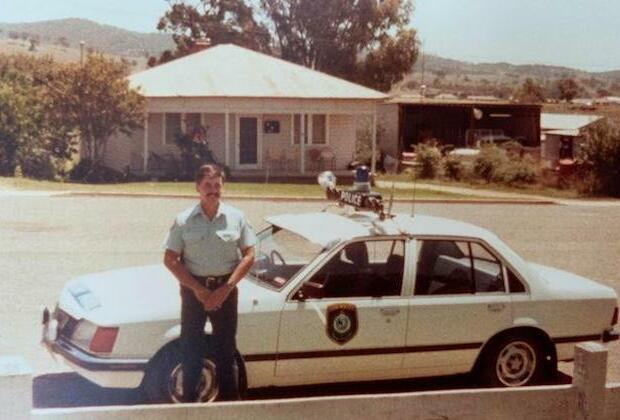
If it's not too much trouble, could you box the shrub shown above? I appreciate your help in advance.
[415,142,442,179]
[69,158,125,183]
[174,126,225,180]
[444,155,465,180]
[498,156,539,185]
[473,146,508,182]
[577,120,620,196]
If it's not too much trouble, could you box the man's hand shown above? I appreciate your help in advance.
[203,284,232,311]
[193,287,211,307]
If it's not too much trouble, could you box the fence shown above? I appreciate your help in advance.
[1,342,618,419]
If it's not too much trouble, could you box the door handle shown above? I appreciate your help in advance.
[487,303,506,312]
[380,308,400,316]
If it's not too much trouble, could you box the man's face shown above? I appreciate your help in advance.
[196,175,223,205]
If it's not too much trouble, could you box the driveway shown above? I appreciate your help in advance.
[0,194,618,406]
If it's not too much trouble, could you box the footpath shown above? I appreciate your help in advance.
[1,182,619,206]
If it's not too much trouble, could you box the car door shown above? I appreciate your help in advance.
[403,238,513,375]
[275,238,410,383]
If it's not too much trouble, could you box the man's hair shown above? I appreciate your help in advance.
[195,164,225,183]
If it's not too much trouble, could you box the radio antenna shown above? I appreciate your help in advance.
[387,182,395,217]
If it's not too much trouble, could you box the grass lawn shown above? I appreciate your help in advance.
[0,176,485,200]
[376,173,583,199]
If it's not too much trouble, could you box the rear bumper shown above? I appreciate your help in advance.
[42,307,147,388]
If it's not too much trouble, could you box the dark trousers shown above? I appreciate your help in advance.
[180,278,239,402]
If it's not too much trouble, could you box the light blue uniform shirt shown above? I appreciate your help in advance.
[165,202,256,276]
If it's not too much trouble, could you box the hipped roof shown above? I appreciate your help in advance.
[128,44,386,100]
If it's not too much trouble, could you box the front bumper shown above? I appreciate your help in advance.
[41,307,148,388]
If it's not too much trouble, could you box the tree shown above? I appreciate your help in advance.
[28,36,40,52]
[556,77,579,102]
[155,0,271,65]
[41,54,144,172]
[156,0,418,91]
[0,54,77,179]
[515,78,545,103]
[578,120,620,196]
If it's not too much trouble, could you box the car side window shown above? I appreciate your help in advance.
[507,267,526,293]
[414,239,505,296]
[414,240,473,296]
[298,239,405,299]
[470,243,505,293]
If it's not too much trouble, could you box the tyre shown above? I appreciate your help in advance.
[142,341,246,403]
[478,334,544,387]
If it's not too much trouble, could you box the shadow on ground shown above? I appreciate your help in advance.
[33,371,573,409]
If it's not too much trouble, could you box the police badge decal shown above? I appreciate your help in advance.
[326,303,358,345]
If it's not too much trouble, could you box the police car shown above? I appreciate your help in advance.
[42,168,619,403]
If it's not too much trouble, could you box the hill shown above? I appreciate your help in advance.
[400,54,620,98]
[0,18,174,58]
[1,18,618,97]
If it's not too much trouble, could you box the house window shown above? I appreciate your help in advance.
[164,113,182,145]
[293,114,328,144]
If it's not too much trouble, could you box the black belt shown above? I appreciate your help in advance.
[194,274,231,289]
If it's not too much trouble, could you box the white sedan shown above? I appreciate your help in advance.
[42,209,618,403]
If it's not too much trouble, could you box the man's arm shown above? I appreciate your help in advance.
[203,246,255,311]
[163,249,211,303]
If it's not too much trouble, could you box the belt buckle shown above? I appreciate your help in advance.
[206,276,218,288]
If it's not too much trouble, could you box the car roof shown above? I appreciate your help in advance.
[266,211,496,246]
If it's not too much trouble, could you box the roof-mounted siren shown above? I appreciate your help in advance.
[318,166,387,219]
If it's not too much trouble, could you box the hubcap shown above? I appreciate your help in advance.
[168,359,218,403]
[496,340,536,386]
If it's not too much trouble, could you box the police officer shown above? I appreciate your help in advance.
[163,163,256,402]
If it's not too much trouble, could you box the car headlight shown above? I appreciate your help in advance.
[71,319,118,354]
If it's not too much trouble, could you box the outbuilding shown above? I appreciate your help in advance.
[102,44,387,178]
[378,96,541,159]
[540,113,604,164]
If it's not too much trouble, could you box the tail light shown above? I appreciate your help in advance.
[612,307,618,326]
[89,327,119,353]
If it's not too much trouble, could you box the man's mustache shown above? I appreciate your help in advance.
[206,193,220,197]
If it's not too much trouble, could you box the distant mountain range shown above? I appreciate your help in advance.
[1,18,618,96]
[0,18,174,58]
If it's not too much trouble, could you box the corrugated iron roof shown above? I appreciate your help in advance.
[128,44,386,100]
[386,95,539,107]
[541,113,602,131]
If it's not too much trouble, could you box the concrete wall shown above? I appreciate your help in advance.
[0,342,612,419]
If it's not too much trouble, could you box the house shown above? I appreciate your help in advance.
[540,113,604,163]
[377,96,541,159]
[103,44,387,178]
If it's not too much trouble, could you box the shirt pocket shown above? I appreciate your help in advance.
[216,230,240,243]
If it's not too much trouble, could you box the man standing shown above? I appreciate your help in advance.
[164,164,256,402]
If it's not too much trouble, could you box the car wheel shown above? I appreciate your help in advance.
[479,335,544,387]
[142,342,219,403]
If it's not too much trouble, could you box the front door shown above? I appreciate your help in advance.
[238,117,259,167]
[275,239,409,384]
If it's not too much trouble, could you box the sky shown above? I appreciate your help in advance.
[1,0,619,72]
